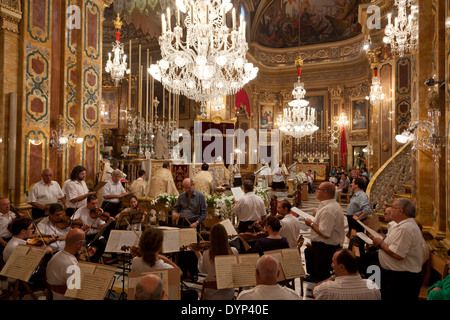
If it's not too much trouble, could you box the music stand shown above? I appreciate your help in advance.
[115,210,144,230]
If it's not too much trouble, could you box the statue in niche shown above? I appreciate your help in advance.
[154,130,169,160]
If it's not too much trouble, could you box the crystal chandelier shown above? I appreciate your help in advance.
[50,114,83,154]
[383,0,418,57]
[366,67,385,104]
[148,0,258,117]
[105,14,130,86]
[279,56,318,139]
[338,104,349,126]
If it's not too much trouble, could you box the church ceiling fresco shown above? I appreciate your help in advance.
[255,0,362,48]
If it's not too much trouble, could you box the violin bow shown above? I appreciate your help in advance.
[183,216,205,242]
[124,217,141,241]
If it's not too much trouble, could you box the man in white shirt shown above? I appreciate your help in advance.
[46,228,86,300]
[372,198,424,300]
[0,198,15,255]
[101,169,129,217]
[36,203,70,253]
[277,200,303,249]
[312,248,381,300]
[304,182,345,283]
[72,194,114,263]
[65,166,96,217]
[27,168,65,219]
[237,255,300,300]
[233,180,266,234]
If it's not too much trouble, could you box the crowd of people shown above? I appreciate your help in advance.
[0,162,448,302]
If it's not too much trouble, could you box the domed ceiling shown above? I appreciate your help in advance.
[255,0,363,48]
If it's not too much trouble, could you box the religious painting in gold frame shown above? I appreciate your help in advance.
[101,88,119,128]
[259,103,275,131]
[350,98,369,133]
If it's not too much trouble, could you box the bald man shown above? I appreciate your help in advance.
[304,182,345,283]
[27,168,65,219]
[237,255,300,300]
[172,178,207,229]
[46,228,86,300]
[135,274,165,300]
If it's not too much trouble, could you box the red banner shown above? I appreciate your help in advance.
[340,126,348,167]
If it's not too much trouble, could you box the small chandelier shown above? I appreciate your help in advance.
[396,91,446,162]
[105,14,130,86]
[338,104,349,127]
[366,67,385,104]
[383,0,418,57]
[50,114,83,154]
[148,0,258,115]
[279,56,318,139]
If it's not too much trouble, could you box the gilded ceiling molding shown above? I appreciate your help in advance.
[0,0,22,33]
[328,86,344,99]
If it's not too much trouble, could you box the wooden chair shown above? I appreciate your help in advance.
[418,253,449,300]
[338,192,351,204]
[200,280,218,300]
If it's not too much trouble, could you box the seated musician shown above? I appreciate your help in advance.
[239,216,289,256]
[0,197,19,256]
[36,203,70,253]
[3,217,53,289]
[233,180,266,234]
[71,194,114,263]
[192,223,238,300]
[116,195,147,231]
[46,228,87,300]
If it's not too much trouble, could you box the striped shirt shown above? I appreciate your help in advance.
[313,274,381,300]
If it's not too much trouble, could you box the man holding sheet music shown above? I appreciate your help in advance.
[303,182,345,283]
[233,180,266,234]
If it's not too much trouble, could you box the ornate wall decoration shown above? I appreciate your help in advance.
[26,0,50,43]
[23,130,47,195]
[82,65,100,129]
[84,0,100,60]
[82,135,99,189]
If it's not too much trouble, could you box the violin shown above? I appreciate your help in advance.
[120,245,141,258]
[56,215,84,229]
[180,241,211,252]
[27,233,55,246]
[239,231,268,241]
[89,208,111,221]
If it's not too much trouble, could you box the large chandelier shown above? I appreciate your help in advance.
[148,0,258,116]
[366,67,385,104]
[279,56,318,139]
[338,103,349,126]
[383,0,418,57]
[105,14,130,86]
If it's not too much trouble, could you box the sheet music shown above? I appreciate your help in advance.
[93,181,107,192]
[105,230,141,253]
[215,255,238,289]
[357,232,374,245]
[231,187,245,201]
[220,219,238,237]
[291,207,314,221]
[280,248,306,279]
[0,245,45,281]
[356,220,383,238]
[178,228,197,247]
[161,229,180,253]
[65,262,116,300]
[232,263,256,288]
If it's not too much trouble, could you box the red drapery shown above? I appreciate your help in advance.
[235,89,250,116]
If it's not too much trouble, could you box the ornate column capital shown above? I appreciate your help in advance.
[328,86,344,99]
[0,0,22,34]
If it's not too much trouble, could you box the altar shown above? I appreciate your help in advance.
[296,163,327,181]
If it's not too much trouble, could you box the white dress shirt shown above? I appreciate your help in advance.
[233,192,266,222]
[237,284,301,300]
[27,180,65,207]
[102,179,126,203]
[378,218,424,273]
[46,250,78,300]
[0,212,14,238]
[72,205,106,236]
[65,180,89,209]
[310,199,345,246]
[2,237,26,262]
[279,214,302,248]
[313,274,381,300]
[37,217,70,252]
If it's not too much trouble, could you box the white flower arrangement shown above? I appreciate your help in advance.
[151,193,178,208]
[254,186,270,203]
[295,172,307,184]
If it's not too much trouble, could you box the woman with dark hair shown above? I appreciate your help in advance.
[116,195,148,231]
[130,227,182,275]
[239,216,289,256]
[192,223,239,300]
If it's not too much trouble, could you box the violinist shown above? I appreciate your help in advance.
[72,194,113,263]
[239,216,289,256]
[232,180,266,234]
[3,217,53,289]
[46,228,86,300]
[36,203,70,253]
[277,200,304,249]
[0,198,15,256]
[116,195,147,231]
